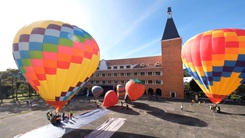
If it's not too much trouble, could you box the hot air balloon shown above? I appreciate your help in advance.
[125,78,145,101]
[181,28,245,104]
[102,90,118,108]
[12,20,100,111]
[116,84,126,98]
[91,85,104,99]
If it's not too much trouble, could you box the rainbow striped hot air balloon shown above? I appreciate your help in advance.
[181,28,245,104]
[91,85,103,99]
[116,84,126,98]
[12,20,100,111]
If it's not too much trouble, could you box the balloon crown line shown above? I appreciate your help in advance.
[129,78,145,84]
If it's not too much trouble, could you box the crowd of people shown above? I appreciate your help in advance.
[210,104,221,113]
[47,111,74,126]
[179,99,221,113]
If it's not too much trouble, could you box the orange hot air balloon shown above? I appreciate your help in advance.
[12,20,100,111]
[125,78,145,101]
[103,90,118,108]
[181,28,245,104]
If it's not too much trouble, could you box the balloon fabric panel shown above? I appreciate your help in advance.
[125,79,145,101]
[92,86,104,99]
[116,84,126,97]
[12,20,100,110]
[182,28,245,104]
[103,90,118,108]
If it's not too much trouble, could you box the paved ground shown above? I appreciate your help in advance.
[1,96,245,138]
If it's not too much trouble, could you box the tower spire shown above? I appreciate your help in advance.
[161,7,180,41]
[167,7,172,18]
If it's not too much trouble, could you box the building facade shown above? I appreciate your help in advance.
[83,7,184,99]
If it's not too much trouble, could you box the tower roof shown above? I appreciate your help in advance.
[161,7,180,41]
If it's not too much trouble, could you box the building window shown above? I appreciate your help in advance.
[114,80,118,84]
[108,80,111,84]
[148,80,153,84]
[156,80,162,84]
[120,73,124,76]
[155,62,161,67]
[140,72,145,76]
[90,81,94,84]
[95,73,100,77]
[96,80,99,83]
[134,72,138,76]
[120,66,124,69]
[108,73,111,76]
[140,63,145,68]
[102,81,105,84]
[120,80,124,83]
[170,92,176,98]
[126,65,130,69]
[155,72,161,76]
[108,66,111,69]
[126,72,131,76]
[102,73,105,77]
[114,73,118,76]
[141,80,146,84]
[113,66,118,69]
[148,72,152,76]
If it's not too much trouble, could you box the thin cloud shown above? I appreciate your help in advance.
[103,1,164,53]
[117,38,160,59]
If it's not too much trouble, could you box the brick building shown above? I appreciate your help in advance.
[83,7,184,99]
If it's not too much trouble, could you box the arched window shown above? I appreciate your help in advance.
[156,89,162,96]
[148,88,154,95]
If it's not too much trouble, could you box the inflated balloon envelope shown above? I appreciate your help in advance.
[103,90,119,108]
[12,20,100,111]
[116,84,126,98]
[92,85,104,99]
[125,78,145,101]
[181,28,245,104]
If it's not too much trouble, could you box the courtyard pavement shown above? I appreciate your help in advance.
[0,96,245,138]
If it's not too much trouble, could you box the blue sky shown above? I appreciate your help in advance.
[0,0,244,71]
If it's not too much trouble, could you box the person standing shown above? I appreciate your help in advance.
[210,104,213,112]
[181,104,183,110]
[86,90,90,102]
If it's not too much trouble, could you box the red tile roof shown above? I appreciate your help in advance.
[103,55,162,68]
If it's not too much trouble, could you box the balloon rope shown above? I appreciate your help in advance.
[221,96,228,104]
[211,107,216,125]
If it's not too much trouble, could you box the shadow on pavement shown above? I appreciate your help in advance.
[182,109,195,113]
[63,128,157,138]
[218,111,245,116]
[132,102,208,127]
[108,106,140,115]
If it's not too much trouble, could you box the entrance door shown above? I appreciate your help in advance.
[148,88,154,96]
[170,92,176,98]
[156,89,162,96]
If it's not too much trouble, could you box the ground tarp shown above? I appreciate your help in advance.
[14,109,110,138]
[85,117,126,138]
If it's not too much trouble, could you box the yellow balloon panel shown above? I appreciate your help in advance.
[182,28,245,104]
[12,20,100,110]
